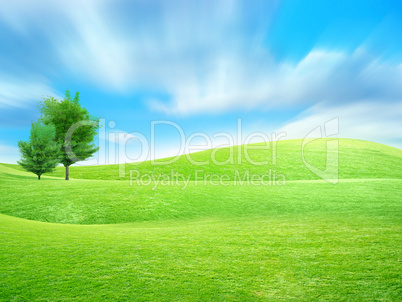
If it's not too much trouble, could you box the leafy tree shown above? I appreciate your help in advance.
[18,122,60,180]
[40,89,99,180]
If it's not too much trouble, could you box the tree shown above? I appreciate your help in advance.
[40,89,99,180]
[18,122,60,180]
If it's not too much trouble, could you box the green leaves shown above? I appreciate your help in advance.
[39,89,99,177]
[19,89,99,179]
[18,122,61,179]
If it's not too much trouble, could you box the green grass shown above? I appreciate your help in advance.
[1,214,400,301]
[5,138,402,181]
[0,138,401,300]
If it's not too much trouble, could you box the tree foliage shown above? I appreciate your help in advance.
[40,89,99,180]
[18,122,60,180]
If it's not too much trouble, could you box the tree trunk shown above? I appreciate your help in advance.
[38,175,40,180]
[65,165,69,180]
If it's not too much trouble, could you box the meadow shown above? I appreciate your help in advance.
[0,138,401,301]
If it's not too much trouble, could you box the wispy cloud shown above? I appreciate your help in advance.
[277,101,402,148]
[1,0,400,117]
[0,0,276,91]
[0,72,62,127]
[149,48,402,115]
[1,0,401,158]
[0,142,19,164]
[0,75,58,108]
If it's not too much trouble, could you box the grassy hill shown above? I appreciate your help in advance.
[1,138,401,225]
[4,138,402,181]
[0,138,401,300]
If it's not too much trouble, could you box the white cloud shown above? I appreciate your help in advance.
[0,75,59,108]
[277,101,402,149]
[1,0,401,152]
[149,49,402,115]
[0,0,275,93]
[2,1,400,119]
[0,0,131,89]
[0,142,19,164]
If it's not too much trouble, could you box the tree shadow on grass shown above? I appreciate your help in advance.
[0,173,63,181]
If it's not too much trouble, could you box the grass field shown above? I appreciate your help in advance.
[0,138,401,300]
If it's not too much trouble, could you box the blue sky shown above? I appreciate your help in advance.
[0,0,401,164]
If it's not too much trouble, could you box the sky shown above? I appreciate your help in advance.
[0,0,401,165]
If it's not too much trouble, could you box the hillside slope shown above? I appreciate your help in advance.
[0,138,401,225]
[1,139,401,300]
[4,138,402,181]
[1,211,400,301]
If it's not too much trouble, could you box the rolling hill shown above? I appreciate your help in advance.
[4,138,402,181]
[0,138,401,300]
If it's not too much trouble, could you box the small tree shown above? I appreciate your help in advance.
[18,122,60,180]
[40,89,99,180]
